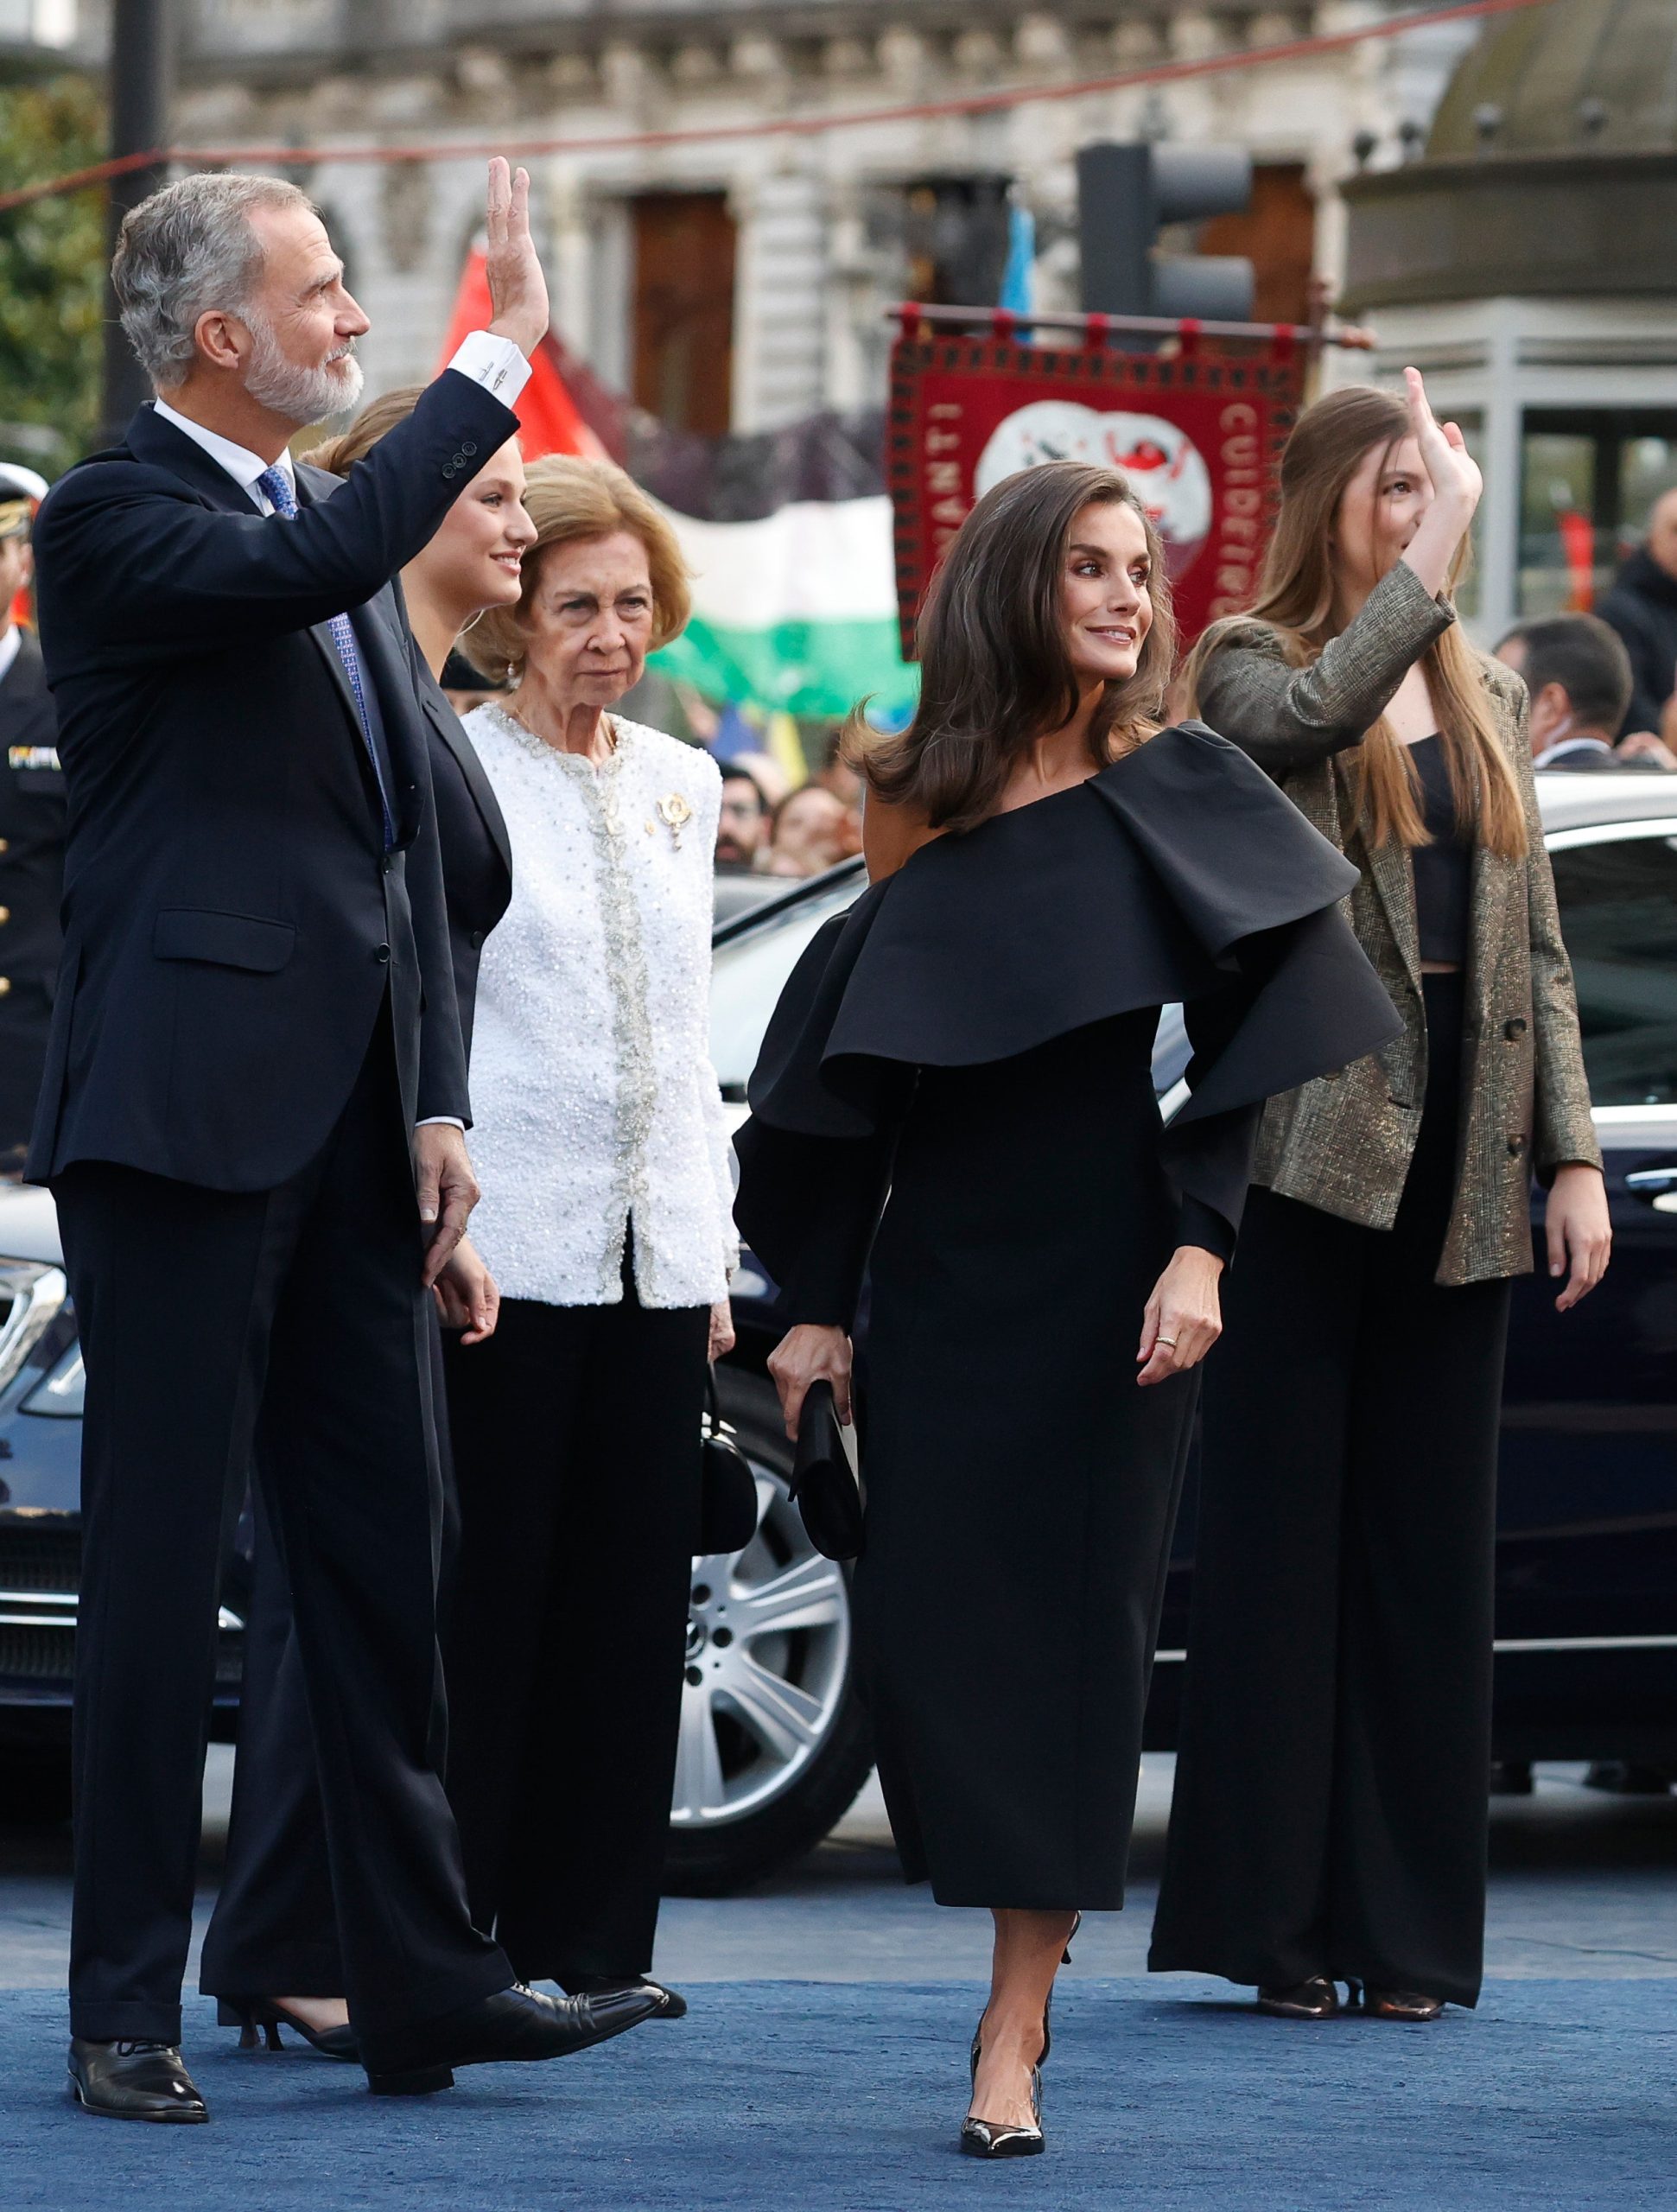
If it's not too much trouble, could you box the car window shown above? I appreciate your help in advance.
[710,873,1191,1105]
[1551,831,1677,1106]
[709,878,864,1099]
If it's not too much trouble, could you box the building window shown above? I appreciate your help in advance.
[632,194,736,436]
[1518,409,1677,618]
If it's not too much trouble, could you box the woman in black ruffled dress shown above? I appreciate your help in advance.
[733,461,1399,2158]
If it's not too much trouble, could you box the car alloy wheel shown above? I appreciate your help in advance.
[674,1459,851,1829]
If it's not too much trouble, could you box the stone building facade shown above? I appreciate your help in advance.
[1340,0,1677,643]
[115,0,1477,429]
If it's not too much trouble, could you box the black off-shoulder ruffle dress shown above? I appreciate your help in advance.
[734,724,1401,1910]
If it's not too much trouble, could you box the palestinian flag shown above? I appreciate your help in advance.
[440,254,914,722]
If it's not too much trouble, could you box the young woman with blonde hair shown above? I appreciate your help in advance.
[734,459,1396,2154]
[1150,371,1610,2023]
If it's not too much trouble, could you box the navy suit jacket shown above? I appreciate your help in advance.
[26,370,518,1191]
[408,654,511,1069]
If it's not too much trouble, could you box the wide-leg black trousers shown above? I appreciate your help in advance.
[1150,973,1512,2008]
[204,1259,706,1999]
[439,1278,708,1984]
[54,1010,510,2045]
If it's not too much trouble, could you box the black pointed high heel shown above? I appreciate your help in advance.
[962,1984,1060,2163]
[216,1997,360,2063]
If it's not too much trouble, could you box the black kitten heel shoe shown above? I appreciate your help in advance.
[216,1997,360,2063]
[961,2017,1047,2160]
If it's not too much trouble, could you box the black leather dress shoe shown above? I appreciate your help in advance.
[569,1973,688,2020]
[1256,1978,1342,2019]
[68,2038,208,2122]
[359,1980,664,2096]
[1363,1988,1445,2022]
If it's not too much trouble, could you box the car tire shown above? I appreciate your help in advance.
[662,1367,876,1897]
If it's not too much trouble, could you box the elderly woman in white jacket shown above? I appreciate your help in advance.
[440,457,735,2019]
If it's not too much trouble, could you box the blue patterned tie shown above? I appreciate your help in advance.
[255,463,396,848]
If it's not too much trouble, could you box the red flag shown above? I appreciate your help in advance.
[435,248,607,462]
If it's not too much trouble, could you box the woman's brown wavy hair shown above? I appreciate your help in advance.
[854,461,1175,834]
[1184,383,1525,858]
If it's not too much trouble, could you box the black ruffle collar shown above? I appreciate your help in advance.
[747,722,1369,1140]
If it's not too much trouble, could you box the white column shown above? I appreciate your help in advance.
[545,165,595,363]
[1478,300,1523,640]
[731,168,829,434]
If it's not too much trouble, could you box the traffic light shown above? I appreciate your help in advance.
[904,175,1013,310]
[1077,143,1255,321]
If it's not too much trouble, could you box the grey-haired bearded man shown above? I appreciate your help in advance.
[29,159,663,2122]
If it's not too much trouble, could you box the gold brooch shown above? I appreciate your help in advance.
[656,791,694,849]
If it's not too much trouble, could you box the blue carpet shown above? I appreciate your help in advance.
[1,1980,1672,2210]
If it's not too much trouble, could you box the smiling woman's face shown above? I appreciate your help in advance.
[1060,499,1154,690]
[1331,433,1432,602]
[411,437,533,618]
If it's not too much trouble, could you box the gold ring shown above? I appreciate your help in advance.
[1157,1336,1178,1348]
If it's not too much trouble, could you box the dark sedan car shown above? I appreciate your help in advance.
[3,772,1677,1890]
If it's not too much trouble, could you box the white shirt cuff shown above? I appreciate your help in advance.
[447,330,532,406]
[416,1116,466,1131]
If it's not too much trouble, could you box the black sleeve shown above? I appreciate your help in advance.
[1165,969,1264,1262]
[407,710,470,1128]
[732,1102,903,1334]
[34,372,519,662]
[1598,597,1669,737]
[771,1129,897,1329]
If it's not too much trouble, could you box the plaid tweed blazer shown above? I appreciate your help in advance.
[1196,559,1600,1287]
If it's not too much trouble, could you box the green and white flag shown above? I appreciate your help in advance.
[652,493,914,722]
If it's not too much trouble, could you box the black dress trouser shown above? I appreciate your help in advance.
[54,1007,510,2047]
[439,1274,708,1985]
[203,1250,708,1997]
[1151,973,1513,2009]
[200,1311,457,2004]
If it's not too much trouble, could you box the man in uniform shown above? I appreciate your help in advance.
[0,462,58,1174]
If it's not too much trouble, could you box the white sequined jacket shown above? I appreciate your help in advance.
[459,705,737,1309]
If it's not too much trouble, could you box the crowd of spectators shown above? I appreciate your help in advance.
[713,727,865,882]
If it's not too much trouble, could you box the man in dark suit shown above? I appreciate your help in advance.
[0,464,62,1172]
[33,161,659,2122]
[1497,613,1677,772]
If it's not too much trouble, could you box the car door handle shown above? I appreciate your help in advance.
[1625,1167,1677,1213]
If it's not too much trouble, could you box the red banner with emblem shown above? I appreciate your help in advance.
[887,314,1307,656]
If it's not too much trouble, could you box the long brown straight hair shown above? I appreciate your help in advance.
[1185,385,1526,858]
[854,461,1176,834]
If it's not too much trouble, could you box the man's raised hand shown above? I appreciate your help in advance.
[484,157,549,359]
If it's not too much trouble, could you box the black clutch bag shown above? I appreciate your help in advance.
[698,1370,760,1557]
[789,1379,864,1562]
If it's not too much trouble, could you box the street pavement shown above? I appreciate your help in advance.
[3,1759,1674,2209]
[3,1752,1675,1991]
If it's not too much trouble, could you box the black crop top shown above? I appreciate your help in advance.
[1408,735,1471,965]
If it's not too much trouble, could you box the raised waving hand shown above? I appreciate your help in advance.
[484,156,549,359]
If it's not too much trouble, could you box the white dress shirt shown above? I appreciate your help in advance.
[151,332,533,1132]
[460,706,737,1310]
